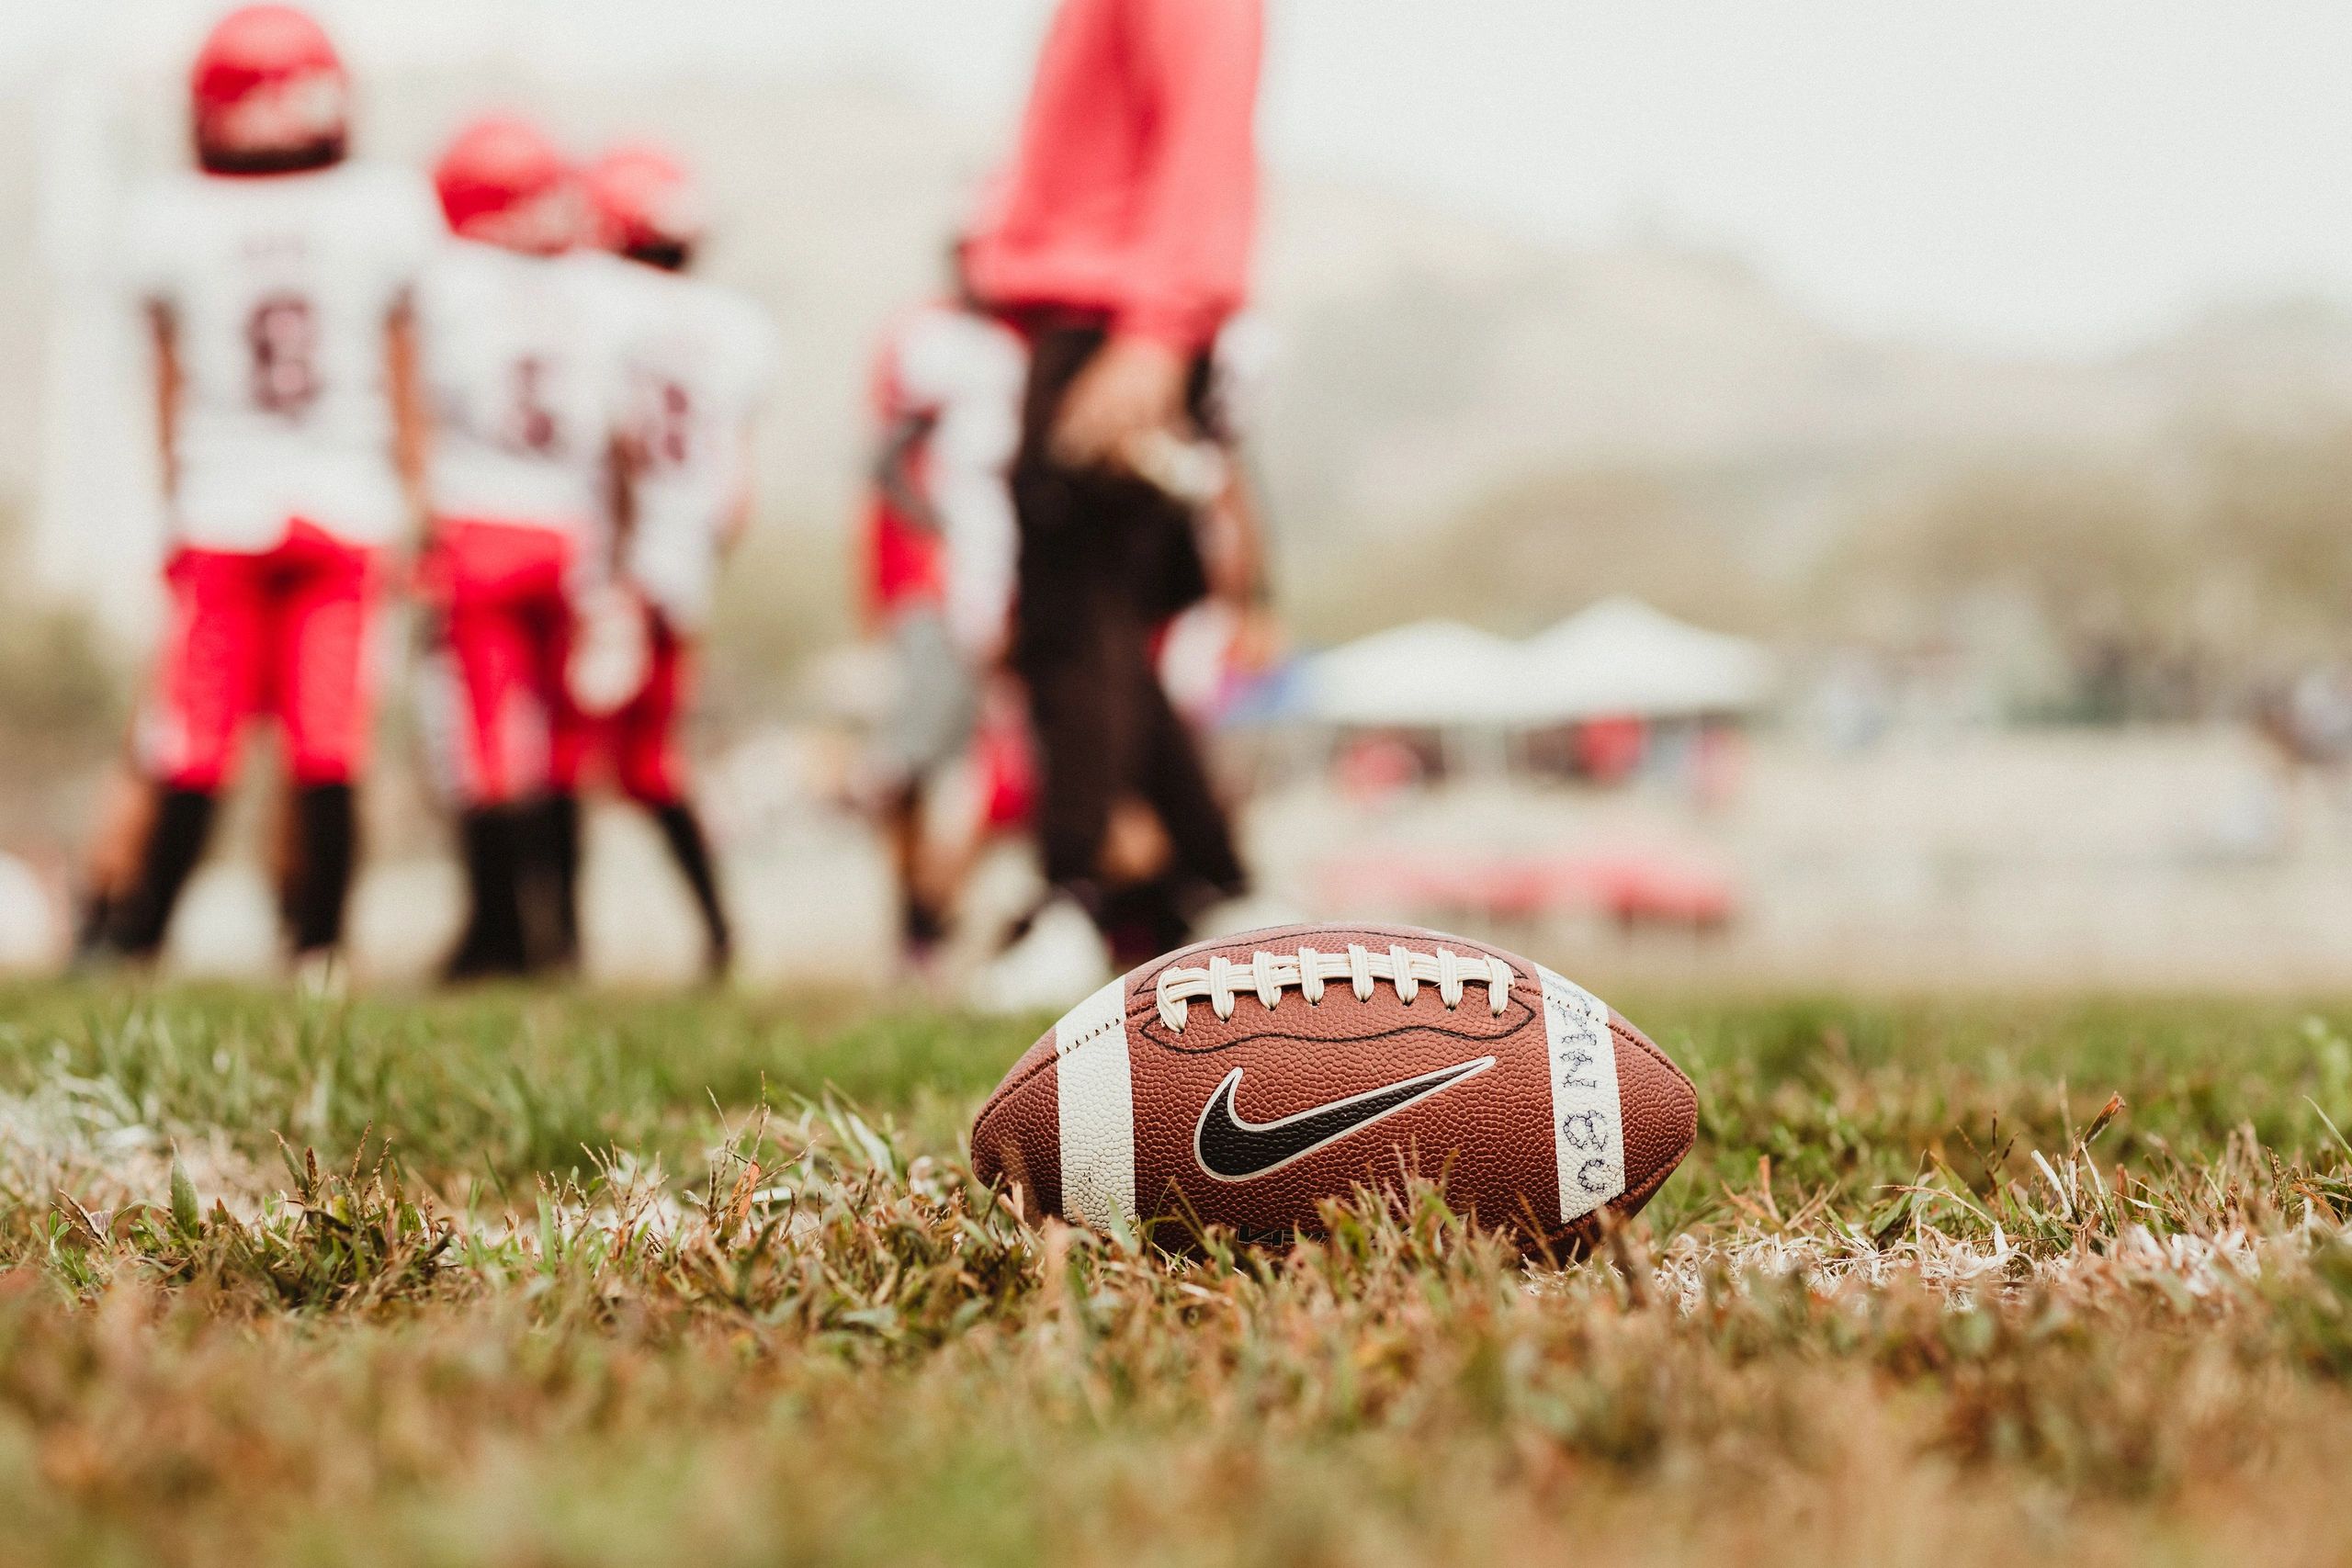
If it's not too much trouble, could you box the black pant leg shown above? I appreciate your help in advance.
[1020,609,1145,900]
[1134,665,1248,904]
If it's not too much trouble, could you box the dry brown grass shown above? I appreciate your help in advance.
[5,987,2352,1564]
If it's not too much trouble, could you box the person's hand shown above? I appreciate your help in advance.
[1097,795,1174,886]
[1227,603,1284,676]
[1051,333,1189,469]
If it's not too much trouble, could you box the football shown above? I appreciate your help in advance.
[969,922,1698,1257]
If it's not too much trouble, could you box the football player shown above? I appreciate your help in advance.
[858,247,1028,969]
[565,142,779,980]
[413,115,622,979]
[104,4,438,975]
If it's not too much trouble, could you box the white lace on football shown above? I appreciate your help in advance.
[1156,943,1516,1032]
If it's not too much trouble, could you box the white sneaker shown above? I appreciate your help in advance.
[966,899,1112,1017]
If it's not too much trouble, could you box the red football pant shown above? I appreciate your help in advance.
[142,520,380,792]
[424,519,583,807]
[578,617,691,806]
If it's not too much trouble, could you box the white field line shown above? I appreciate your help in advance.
[1644,1217,2286,1311]
[0,1077,271,1220]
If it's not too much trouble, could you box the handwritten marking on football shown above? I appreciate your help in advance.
[1537,966,1624,1224]
[1157,943,1516,1032]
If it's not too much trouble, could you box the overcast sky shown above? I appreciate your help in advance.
[9,0,2352,355]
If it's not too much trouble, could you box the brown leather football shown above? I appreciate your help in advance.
[969,922,1698,1257]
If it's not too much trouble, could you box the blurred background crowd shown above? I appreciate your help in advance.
[5,0,2352,992]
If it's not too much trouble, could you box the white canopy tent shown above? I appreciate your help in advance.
[1297,620,1532,728]
[1520,596,1775,721]
[1300,599,1773,729]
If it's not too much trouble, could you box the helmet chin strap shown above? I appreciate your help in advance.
[624,242,694,274]
[196,134,345,178]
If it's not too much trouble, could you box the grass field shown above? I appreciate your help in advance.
[7,984,2352,1564]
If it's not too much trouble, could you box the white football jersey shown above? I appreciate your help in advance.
[413,243,628,541]
[599,259,780,630]
[883,301,1026,482]
[124,161,440,553]
[876,301,1028,652]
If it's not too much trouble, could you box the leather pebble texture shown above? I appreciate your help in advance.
[968,922,1698,1258]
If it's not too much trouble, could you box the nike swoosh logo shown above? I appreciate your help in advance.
[1193,1056,1498,1182]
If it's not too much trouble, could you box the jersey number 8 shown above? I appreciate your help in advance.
[246,292,322,419]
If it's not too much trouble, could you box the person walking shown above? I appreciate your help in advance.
[963,0,1264,990]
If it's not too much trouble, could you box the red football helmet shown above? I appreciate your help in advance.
[584,143,707,265]
[433,115,583,255]
[189,5,349,175]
